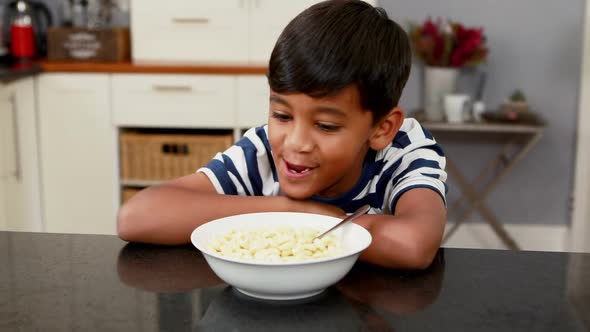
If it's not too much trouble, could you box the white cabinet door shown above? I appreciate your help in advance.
[0,86,13,230]
[37,74,118,235]
[248,0,319,64]
[131,0,249,63]
[0,78,42,232]
[236,75,269,128]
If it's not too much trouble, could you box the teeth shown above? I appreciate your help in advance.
[289,167,310,174]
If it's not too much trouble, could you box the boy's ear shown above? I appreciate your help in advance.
[369,107,404,151]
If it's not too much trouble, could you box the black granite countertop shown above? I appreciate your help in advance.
[0,61,42,84]
[1,231,588,331]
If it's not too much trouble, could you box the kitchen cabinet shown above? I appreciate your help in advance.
[0,86,12,230]
[0,78,42,232]
[111,74,236,128]
[130,0,333,64]
[37,74,118,235]
[131,0,249,64]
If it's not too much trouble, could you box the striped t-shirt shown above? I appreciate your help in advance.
[197,118,447,214]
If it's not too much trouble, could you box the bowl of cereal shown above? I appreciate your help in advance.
[190,212,372,301]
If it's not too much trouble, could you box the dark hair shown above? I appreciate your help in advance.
[268,0,411,123]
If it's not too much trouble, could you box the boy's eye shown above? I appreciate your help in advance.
[316,122,341,132]
[271,111,292,122]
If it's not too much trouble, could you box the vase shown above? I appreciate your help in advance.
[424,66,460,122]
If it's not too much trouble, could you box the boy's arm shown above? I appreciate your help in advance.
[117,172,344,245]
[354,188,446,270]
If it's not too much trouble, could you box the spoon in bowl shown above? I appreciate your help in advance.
[315,204,371,240]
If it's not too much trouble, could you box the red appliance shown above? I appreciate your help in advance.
[3,0,52,60]
[10,1,35,59]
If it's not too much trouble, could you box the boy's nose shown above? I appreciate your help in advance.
[285,123,314,152]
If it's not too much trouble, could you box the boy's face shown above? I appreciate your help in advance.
[268,85,377,200]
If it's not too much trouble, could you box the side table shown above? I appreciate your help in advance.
[421,121,546,250]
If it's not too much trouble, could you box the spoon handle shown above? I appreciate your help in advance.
[315,204,371,239]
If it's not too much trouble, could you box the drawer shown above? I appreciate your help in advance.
[236,75,269,128]
[131,0,249,63]
[112,74,236,128]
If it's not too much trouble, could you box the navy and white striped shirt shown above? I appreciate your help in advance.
[198,118,447,214]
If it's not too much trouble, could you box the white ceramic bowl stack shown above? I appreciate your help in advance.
[191,212,372,301]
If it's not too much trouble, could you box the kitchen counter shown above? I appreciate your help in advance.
[1,231,589,331]
[0,59,268,83]
[0,61,42,83]
[39,61,268,75]
[0,59,268,78]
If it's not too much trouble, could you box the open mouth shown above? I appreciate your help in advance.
[285,161,314,175]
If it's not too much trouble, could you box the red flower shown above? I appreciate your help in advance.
[409,18,488,68]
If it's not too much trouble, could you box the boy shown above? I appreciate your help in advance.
[117,0,447,269]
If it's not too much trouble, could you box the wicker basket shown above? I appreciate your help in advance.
[122,187,142,203]
[119,131,234,181]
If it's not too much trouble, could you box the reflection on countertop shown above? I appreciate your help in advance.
[117,242,445,332]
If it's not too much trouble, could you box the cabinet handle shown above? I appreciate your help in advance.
[9,94,21,181]
[152,85,193,93]
[172,17,210,24]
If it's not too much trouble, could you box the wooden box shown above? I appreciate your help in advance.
[47,27,130,62]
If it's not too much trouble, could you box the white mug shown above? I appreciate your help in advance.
[444,94,470,123]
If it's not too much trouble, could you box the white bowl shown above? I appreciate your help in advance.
[191,212,372,301]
